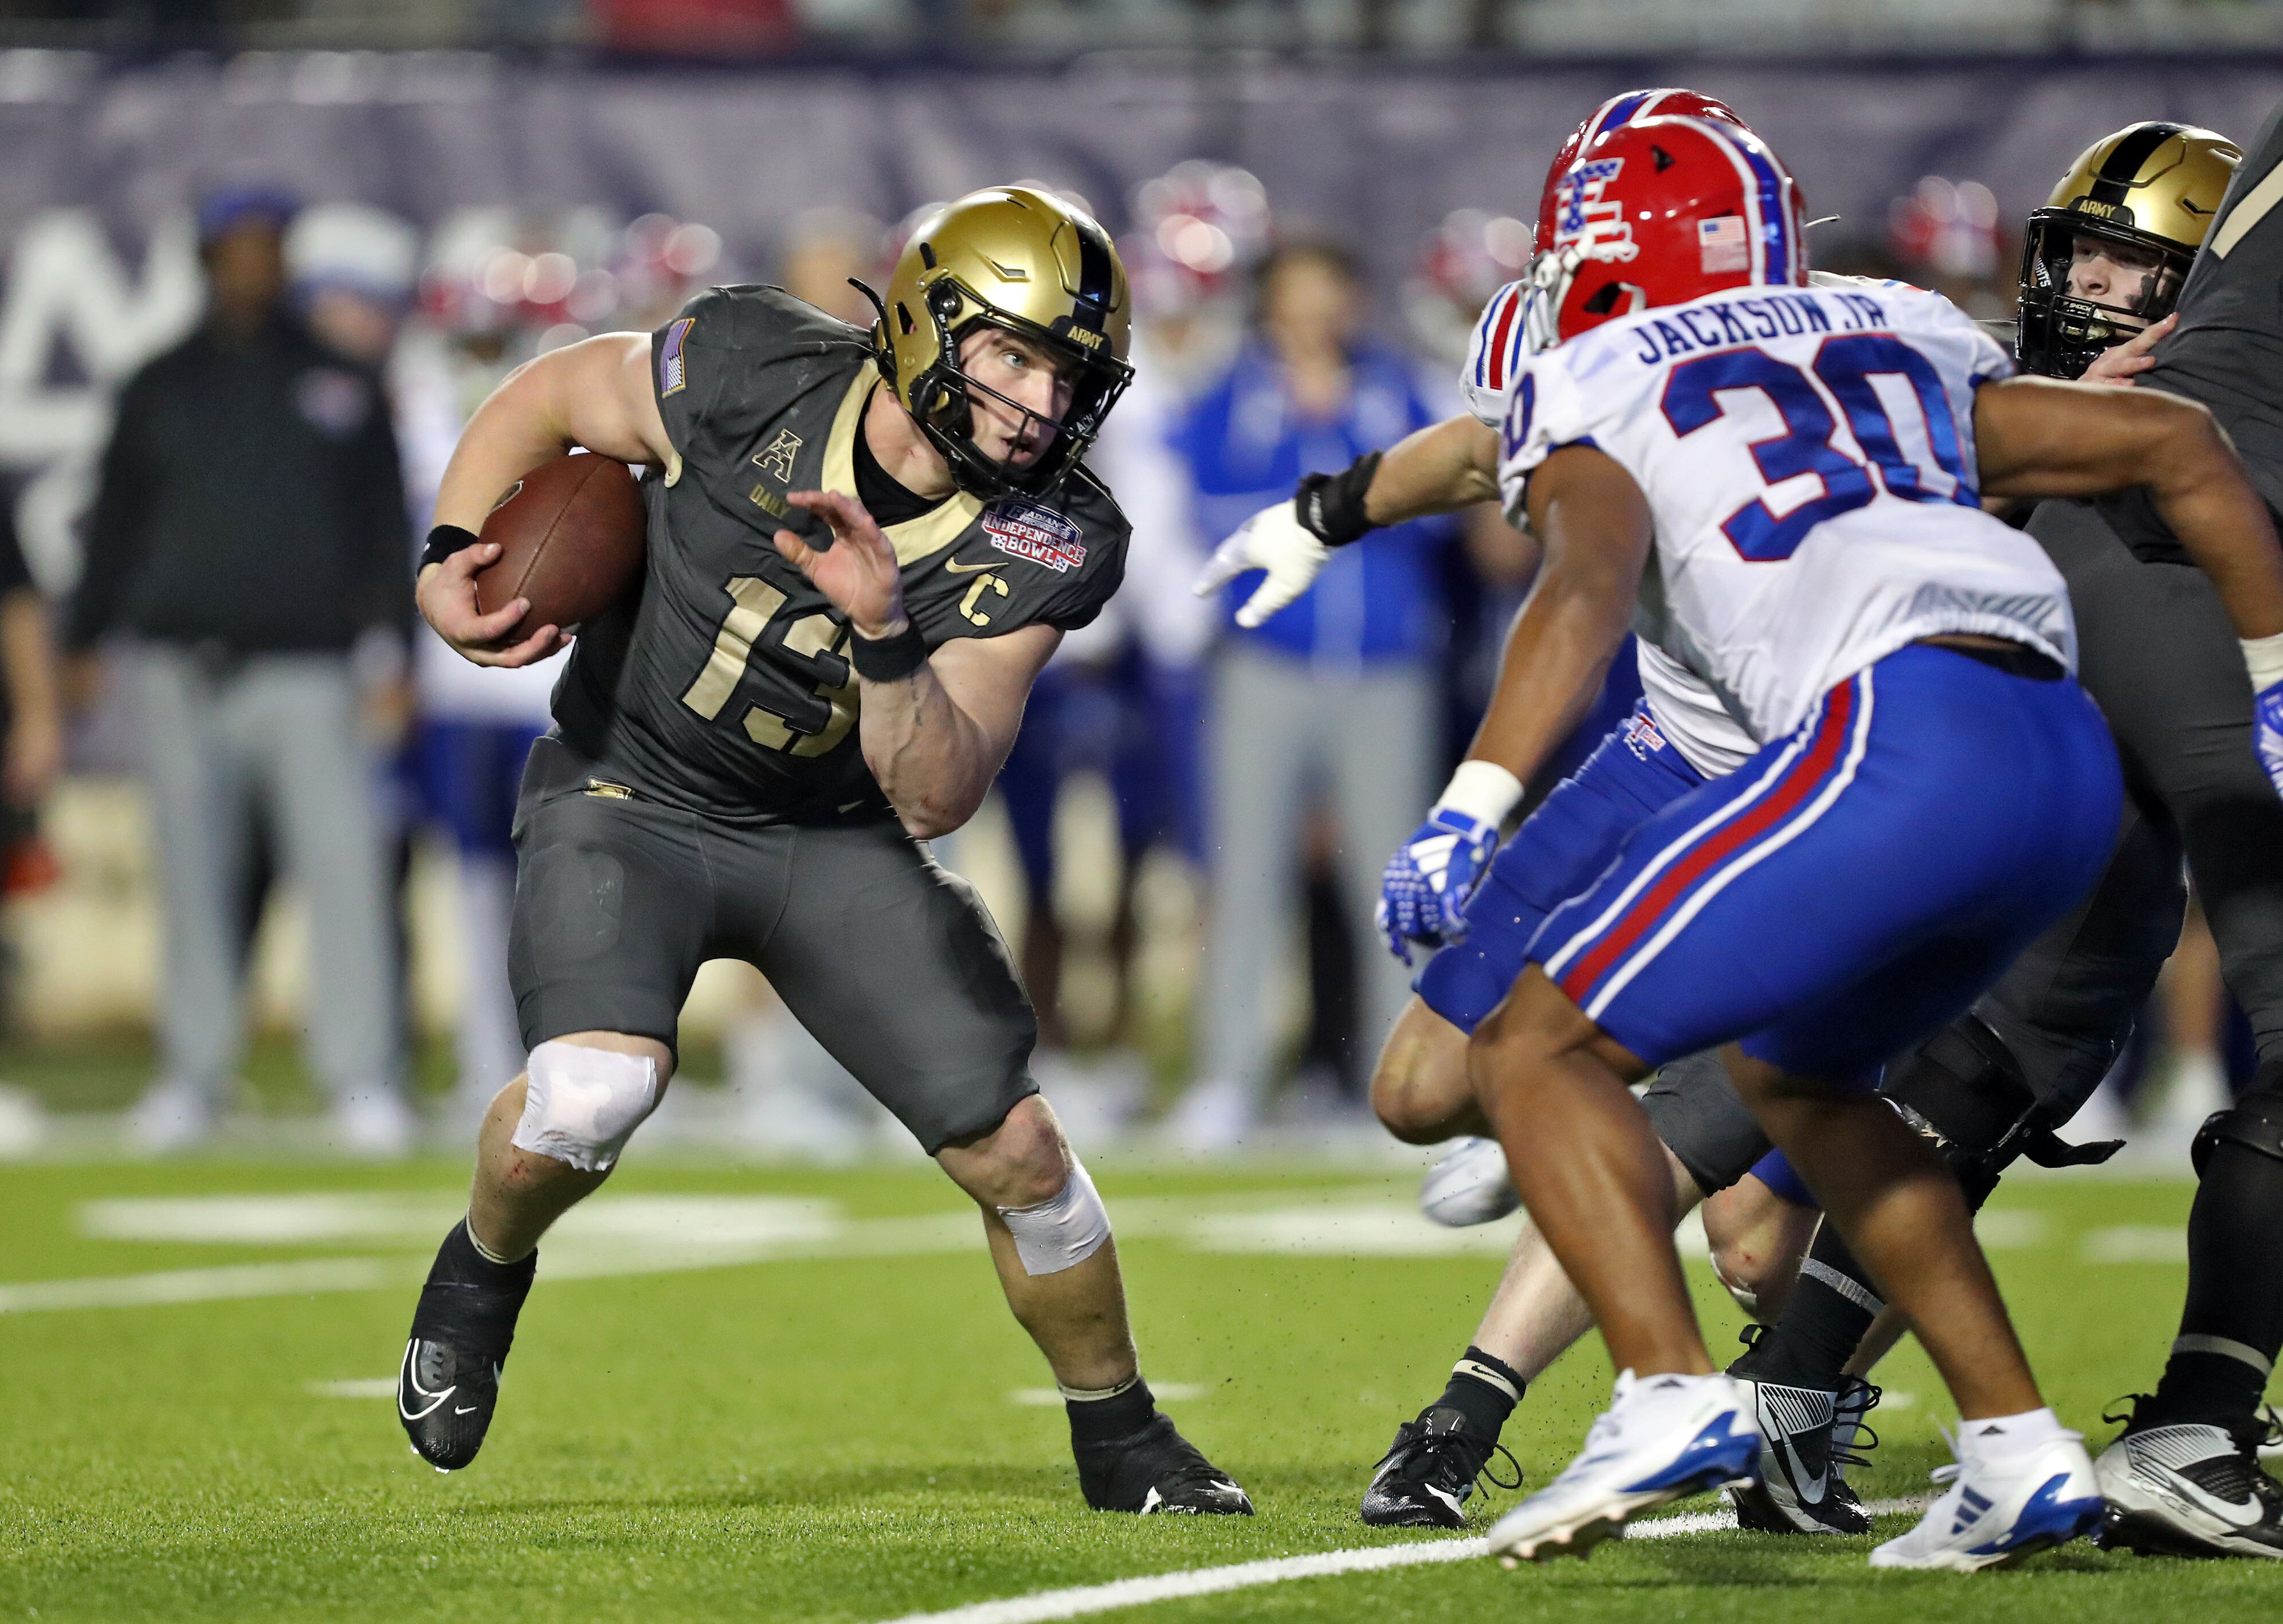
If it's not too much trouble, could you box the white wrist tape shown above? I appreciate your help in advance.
[997,1160,1111,1277]
[1433,759,1525,827]
[2243,630,2283,692]
[512,1041,661,1174]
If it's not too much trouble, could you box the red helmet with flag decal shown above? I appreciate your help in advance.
[1532,115,1809,350]
[1533,89,1749,257]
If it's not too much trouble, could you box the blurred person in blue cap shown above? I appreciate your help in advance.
[65,184,419,1157]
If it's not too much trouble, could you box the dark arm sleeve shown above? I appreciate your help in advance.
[65,371,155,651]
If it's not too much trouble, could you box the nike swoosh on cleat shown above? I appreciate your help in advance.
[1770,1434,1827,1504]
[398,1343,454,1422]
[454,1405,478,1415]
[1423,1485,1464,1517]
[1140,1486,1164,1514]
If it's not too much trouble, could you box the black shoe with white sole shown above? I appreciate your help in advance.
[1075,1412,1254,1515]
[398,1221,536,1472]
[1360,1405,1522,1528]
[2095,1399,2283,1559]
[1727,1373,1880,1535]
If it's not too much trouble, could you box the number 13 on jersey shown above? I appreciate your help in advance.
[681,576,860,756]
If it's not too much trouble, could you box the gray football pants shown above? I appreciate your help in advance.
[134,647,405,1104]
[1194,643,1435,1102]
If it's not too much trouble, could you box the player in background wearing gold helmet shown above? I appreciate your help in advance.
[395,186,1251,1515]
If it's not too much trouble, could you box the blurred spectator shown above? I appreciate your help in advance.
[1166,240,1459,1149]
[0,495,64,1031]
[65,187,417,1156]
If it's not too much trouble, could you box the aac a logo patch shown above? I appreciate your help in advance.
[983,497,1087,573]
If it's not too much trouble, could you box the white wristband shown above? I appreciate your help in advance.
[1434,759,1525,828]
[2244,630,2283,693]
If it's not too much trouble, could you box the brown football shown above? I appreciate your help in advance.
[473,452,646,637]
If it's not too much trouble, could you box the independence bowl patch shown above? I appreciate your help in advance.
[983,497,1087,572]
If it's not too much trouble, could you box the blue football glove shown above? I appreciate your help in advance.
[1377,809,1501,966]
[2256,678,2283,798]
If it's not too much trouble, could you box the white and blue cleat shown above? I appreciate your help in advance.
[1485,1370,1760,1564]
[1869,1425,2104,1571]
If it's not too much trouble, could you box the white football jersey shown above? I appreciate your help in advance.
[1461,283,1758,778]
[1499,278,2073,746]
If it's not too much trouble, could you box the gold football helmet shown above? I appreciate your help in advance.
[2016,120,2240,378]
[861,185,1132,497]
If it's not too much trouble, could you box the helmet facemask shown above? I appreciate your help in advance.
[896,276,1132,499]
[2015,213,2192,379]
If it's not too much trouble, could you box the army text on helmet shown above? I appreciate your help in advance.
[2015,120,2242,379]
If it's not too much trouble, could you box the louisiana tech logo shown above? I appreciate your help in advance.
[1556,158,1636,262]
[983,497,1087,572]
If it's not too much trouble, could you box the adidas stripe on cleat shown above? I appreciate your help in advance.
[1870,1424,2102,1570]
[1485,1371,1759,1565]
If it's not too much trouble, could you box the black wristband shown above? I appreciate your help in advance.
[849,621,929,682]
[1294,449,1383,548]
[419,524,481,572]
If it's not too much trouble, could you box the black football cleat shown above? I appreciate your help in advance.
[2094,1398,2283,1559]
[1076,1412,1254,1515]
[399,1335,503,1472]
[1727,1373,1880,1535]
[1360,1405,1523,1528]
[398,1222,536,1473]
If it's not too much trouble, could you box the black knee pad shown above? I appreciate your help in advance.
[1879,1020,2038,1206]
[2191,1086,2283,1176]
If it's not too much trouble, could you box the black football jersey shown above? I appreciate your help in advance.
[2100,97,2283,564]
[550,285,1129,823]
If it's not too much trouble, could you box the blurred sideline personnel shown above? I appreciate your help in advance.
[1168,240,1460,1148]
[1214,101,2283,1571]
[1731,115,2283,1559]
[68,187,418,1157]
[399,187,1250,1514]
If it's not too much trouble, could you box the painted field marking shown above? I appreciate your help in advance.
[0,1257,393,1313]
[871,1499,1927,1624]
[2081,1225,2185,1265]
[308,1378,397,1399]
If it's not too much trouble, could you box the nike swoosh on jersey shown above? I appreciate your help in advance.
[943,558,1000,574]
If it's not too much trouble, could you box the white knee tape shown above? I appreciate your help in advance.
[512,1041,660,1173]
[997,1160,1111,1277]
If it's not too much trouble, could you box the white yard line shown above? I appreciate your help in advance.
[871,1499,1927,1624]
[0,1257,395,1313]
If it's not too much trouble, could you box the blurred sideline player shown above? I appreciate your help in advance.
[1725,115,2283,1559]
[397,187,1249,1515]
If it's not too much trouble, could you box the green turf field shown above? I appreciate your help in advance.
[2,1157,2277,1622]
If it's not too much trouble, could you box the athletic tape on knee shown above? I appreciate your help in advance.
[512,1041,660,1174]
[997,1160,1111,1277]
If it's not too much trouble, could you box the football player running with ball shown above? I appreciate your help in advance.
[397,187,1250,1516]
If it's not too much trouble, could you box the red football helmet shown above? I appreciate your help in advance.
[1532,115,1809,348]
[1533,89,1749,257]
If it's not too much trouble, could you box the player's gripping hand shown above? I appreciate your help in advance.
[2080,312,2175,387]
[415,543,568,669]
[1374,760,1525,966]
[776,489,906,638]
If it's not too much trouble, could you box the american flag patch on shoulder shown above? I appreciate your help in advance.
[658,317,696,396]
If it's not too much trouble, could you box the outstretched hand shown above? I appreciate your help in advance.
[415,541,569,668]
[2081,312,2176,387]
[776,490,907,638]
